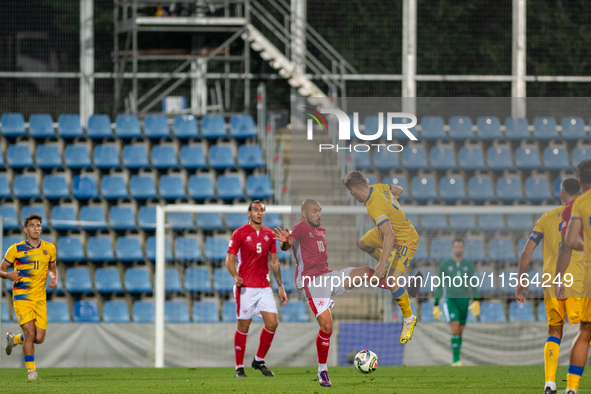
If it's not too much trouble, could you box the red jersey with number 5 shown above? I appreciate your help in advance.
[227,224,277,288]
[290,221,331,289]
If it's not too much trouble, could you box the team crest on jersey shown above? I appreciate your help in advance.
[264,235,269,241]
[246,236,252,241]
[43,250,48,256]
[309,232,313,238]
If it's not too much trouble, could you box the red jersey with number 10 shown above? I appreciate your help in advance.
[227,224,277,288]
[290,221,331,290]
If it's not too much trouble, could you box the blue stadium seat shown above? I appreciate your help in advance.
[392,116,418,140]
[130,175,157,200]
[115,115,141,139]
[384,176,409,201]
[165,301,190,323]
[476,116,502,140]
[448,116,475,140]
[265,213,281,229]
[180,145,207,170]
[525,177,553,202]
[472,268,494,295]
[507,214,534,231]
[7,145,34,169]
[373,149,402,170]
[353,151,372,170]
[65,145,91,169]
[515,147,542,170]
[505,117,532,141]
[14,175,40,199]
[72,174,98,200]
[101,175,128,200]
[430,237,454,261]
[173,115,199,139]
[533,117,559,141]
[29,114,55,139]
[420,116,446,140]
[421,214,447,231]
[413,239,429,261]
[209,145,236,170]
[218,175,244,200]
[175,237,202,262]
[480,301,506,322]
[201,115,227,139]
[143,115,170,139]
[0,206,19,230]
[188,175,215,200]
[281,300,309,322]
[411,176,438,201]
[36,145,62,168]
[47,301,71,323]
[488,238,516,262]
[237,145,264,169]
[362,115,385,140]
[109,206,136,231]
[1,113,26,137]
[116,237,143,262]
[192,301,219,323]
[197,213,224,231]
[125,267,152,293]
[57,236,85,262]
[403,146,429,170]
[159,175,186,200]
[222,301,237,322]
[0,151,3,169]
[138,206,156,230]
[151,145,178,169]
[464,239,486,262]
[226,213,246,230]
[2,236,21,257]
[439,176,466,201]
[58,114,84,139]
[43,174,70,200]
[102,301,130,323]
[487,146,513,171]
[94,145,121,169]
[184,266,213,294]
[65,267,93,293]
[543,147,570,171]
[498,269,519,295]
[145,236,173,262]
[133,300,154,323]
[561,117,586,141]
[168,213,194,231]
[213,268,234,293]
[420,300,436,323]
[87,114,112,139]
[122,145,150,169]
[86,236,115,262]
[478,214,505,231]
[205,237,229,262]
[20,206,48,229]
[572,147,591,168]
[165,268,182,293]
[79,206,108,231]
[497,176,525,202]
[537,301,546,321]
[95,267,123,293]
[517,238,543,263]
[0,175,10,199]
[366,175,377,186]
[246,175,273,199]
[449,215,477,231]
[430,146,457,170]
[230,115,257,139]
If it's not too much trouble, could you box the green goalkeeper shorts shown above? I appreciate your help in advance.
[444,298,469,325]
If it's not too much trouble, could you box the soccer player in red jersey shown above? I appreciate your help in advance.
[274,199,373,387]
[226,200,288,378]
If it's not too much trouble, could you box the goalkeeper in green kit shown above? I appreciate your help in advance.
[433,238,480,366]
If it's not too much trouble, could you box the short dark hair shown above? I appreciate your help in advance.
[562,178,581,196]
[341,171,368,189]
[24,214,42,227]
[452,238,464,245]
[578,159,591,185]
[248,200,265,212]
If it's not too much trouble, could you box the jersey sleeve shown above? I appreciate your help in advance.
[561,204,572,235]
[227,230,242,255]
[290,224,302,241]
[270,238,278,254]
[49,244,57,264]
[3,244,17,265]
[529,216,544,245]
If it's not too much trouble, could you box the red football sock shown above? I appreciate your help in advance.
[316,329,332,364]
[256,327,275,360]
[235,329,248,367]
[368,269,389,289]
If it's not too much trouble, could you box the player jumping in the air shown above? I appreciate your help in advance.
[514,178,583,394]
[274,199,373,387]
[554,160,591,394]
[226,201,288,378]
[1,214,58,380]
[433,238,480,367]
[342,170,419,344]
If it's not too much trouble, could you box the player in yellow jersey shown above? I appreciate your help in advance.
[0,214,58,380]
[342,170,419,344]
[514,178,583,394]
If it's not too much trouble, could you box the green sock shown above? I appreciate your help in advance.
[451,335,461,363]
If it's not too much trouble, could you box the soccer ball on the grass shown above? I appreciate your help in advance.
[354,350,378,374]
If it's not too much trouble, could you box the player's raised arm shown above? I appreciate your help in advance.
[375,220,396,278]
[273,227,292,251]
[225,253,242,287]
[565,218,584,252]
[269,253,288,306]
[390,184,404,200]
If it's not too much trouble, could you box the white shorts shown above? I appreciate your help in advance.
[233,286,278,320]
[299,267,355,318]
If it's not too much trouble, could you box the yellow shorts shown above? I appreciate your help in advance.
[13,300,47,330]
[544,297,580,326]
[362,227,418,274]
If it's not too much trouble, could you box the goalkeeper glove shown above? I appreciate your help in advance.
[433,305,443,321]
[468,300,480,317]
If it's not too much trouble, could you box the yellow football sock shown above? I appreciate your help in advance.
[24,355,35,371]
[14,334,23,345]
[392,287,412,319]
[367,248,382,262]
[567,365,584,391]
[544,336,560,383]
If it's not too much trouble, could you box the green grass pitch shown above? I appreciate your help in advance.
[0,366,587,393]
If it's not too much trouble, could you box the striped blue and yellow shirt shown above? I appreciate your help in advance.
[4,240,56,301]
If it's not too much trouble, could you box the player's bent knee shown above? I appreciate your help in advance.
[356,238,369,251]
